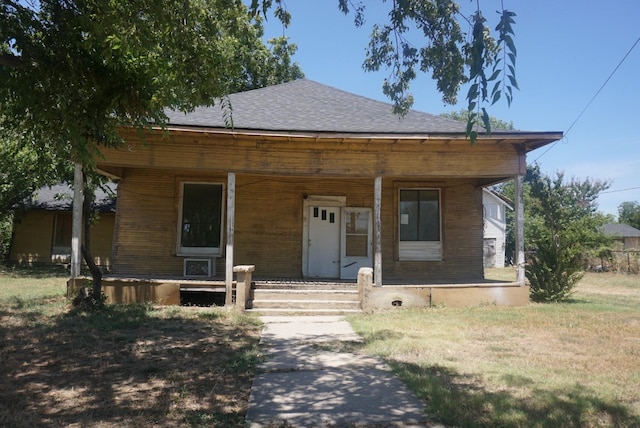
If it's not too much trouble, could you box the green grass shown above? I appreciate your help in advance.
[347,271,640,427]
[0,265,263,427]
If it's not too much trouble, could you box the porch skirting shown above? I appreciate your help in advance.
[358,268,529,309]
[67,267,529,308]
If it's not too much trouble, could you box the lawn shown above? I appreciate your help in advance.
[2,266,639,427]
[0,265,262,427]
[347,269,640,427]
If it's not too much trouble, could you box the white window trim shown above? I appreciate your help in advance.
[177,181,225,257]
[398,188,442,261]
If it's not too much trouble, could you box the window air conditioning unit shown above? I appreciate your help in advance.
[183,258,212,278]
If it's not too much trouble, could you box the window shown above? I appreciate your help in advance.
[51,213,72,262]
[345,210,369,257]
[52,213,72,248]
[178,183,223,255]
[399,189,441,260]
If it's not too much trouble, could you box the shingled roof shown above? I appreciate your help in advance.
[165,78,468,134]
[25,183,117,212]
[602,223,640,238]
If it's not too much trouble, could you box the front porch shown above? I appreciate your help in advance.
[67,267,528,313]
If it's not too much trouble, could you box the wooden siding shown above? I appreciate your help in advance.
[10,211,54,264]
[10,211,115,267]
[99,128,526,179]
[111,169,484,282]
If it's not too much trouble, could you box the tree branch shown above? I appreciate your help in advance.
[0,52,25,69]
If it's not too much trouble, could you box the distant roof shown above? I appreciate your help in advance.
[27,183,117,212]
[164,79,562,149]
[602,223,640,238]
[482,188,513,210]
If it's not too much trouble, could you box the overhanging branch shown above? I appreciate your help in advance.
[0,52,25,69]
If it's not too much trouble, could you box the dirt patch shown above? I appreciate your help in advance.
[0,300,262,427]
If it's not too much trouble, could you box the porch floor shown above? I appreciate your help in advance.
[101,275,520,288]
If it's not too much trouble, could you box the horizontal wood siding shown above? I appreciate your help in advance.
[112,170,181,275]
[90,214,115,268]
[383,179,484,282]
[10,211,115,267]
[100,129,525,179]
[10,212,54,264]
[111,169,484,282]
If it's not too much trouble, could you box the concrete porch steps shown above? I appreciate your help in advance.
[247,283,362,315]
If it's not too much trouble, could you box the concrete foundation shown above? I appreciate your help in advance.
[358,267,529,311]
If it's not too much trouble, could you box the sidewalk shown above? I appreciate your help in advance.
[245,316,432,427]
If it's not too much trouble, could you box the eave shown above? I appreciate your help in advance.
[153,124,563,153]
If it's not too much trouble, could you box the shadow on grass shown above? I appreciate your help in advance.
[332,328,640,427]
[390,361,639,428]
[0,299,262,427]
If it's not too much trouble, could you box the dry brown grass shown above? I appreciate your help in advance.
[0,269,262,427]
[348,271,640,427]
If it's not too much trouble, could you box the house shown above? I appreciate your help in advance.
[483,189,513,268]
[10,183,116,269]
[602,223,640,250]
[77,79,562,308]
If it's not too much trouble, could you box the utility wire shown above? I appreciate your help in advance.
[601,186,640,195]
[535,35,640,162]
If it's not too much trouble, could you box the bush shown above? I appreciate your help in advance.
[524,166,609,302]
[527,240,584,302]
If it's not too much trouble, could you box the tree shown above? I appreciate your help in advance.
[618,201,640,230]
[440,109,515,131]
[1,0,303,166]
[0,130,71,261]
[2,0,518,296]
[1,0,302,290]
[525,165,610,302]
[331,0,518,139]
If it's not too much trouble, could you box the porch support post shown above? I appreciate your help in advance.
[71,162,84,278]
[374,176,382,286]
[515,174,526,285]
[225,172,235,307]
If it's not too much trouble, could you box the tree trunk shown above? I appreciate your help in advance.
[81,245,102,298]
[81,174,102,297]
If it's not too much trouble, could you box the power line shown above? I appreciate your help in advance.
[535,34,640,162]
[601,186,640,195]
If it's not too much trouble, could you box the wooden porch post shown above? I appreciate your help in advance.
[515,174,526,285]
[71,163,84,278]
[374,176,382,286]
[225,172,235,307]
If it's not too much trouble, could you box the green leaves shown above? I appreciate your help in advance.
[618,201,640,229]
[359,0,466,117]
[465,7,518,143]
[524,165,611,302]
[1,0,303,169]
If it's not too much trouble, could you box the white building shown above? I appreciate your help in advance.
[483,188,513,268]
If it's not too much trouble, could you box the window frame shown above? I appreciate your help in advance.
[398,188,442,261]
[176,181,225,257]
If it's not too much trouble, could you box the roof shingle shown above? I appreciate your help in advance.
[165,79,468,134]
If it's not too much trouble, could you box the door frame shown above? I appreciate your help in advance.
[302,195,346,278]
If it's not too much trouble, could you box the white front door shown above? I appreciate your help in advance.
[307,206,341,278]
[340,208,373,279]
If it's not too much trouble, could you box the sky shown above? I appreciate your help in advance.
[261,1,640,218]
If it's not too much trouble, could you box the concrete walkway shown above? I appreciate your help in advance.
[246,316,431,427]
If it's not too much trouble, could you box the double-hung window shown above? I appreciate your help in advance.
[399,189,442,260]
[177,182,223,256]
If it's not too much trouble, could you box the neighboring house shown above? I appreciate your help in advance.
[602,223,640,250]
[85,79,561,307]
[483,189,513,268]
[10,183,116,268]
